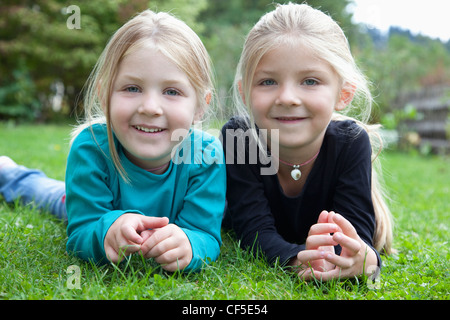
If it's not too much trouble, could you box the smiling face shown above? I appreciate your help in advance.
[249,42,348,159]
[109,45,199,170]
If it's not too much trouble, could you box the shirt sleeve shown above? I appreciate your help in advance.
[222,120,304,265]
[65,127,142,264]
[175,135,226,272]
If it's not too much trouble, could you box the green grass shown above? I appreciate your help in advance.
[0,123,449,300]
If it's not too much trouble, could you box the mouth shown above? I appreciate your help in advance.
[133,125,166,133]
[275,116,307,122]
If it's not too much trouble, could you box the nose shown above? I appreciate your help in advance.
[138,92,163,116]
[275,83,301,107]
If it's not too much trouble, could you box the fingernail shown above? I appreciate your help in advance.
[334,233,342,240]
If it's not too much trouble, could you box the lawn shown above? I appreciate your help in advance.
[0,123,448,303]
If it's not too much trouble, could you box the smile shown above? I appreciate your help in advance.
[275,117,307,121]
[133,125,165,133]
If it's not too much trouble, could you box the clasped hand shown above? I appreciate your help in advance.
[292,210,378,281]
[104,213,193,272]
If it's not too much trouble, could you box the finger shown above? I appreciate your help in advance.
[306,234,337,250]
[332,214,358,239]
[121,224,144,245]
[333,232,361,255]
[139,216,169,231]
[154,247,184,266]
[301,268,342,282]
[297,249,327,264]
[308,223,339,236]
[323,251,354,269]
[140,229,156,243]
[317,210,329,223]
[298,268,314,280]
[141,227,172,257]
[119,243,141,255]
[145,238,172,259]
[297,265,335,281]
[158,253,188,272]
[105,246,119,263]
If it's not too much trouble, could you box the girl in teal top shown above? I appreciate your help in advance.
[66,124,224,272]
[0,10,226,273]
[65,10,226,272]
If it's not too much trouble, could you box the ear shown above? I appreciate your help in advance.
[193,92,211,124]
[238,80,246,105]
[335,83,356,111]
[205,92,212,106]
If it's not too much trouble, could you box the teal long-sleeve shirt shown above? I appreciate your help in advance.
[65,124,226,272]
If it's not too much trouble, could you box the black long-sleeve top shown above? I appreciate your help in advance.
[221,117,379,266]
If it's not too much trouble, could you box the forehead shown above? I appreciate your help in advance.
[117,45,191,83]
[256,41,334,75]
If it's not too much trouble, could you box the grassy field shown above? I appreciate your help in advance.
[0,123,449,302]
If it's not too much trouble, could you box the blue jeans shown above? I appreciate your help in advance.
[0,165,67,221]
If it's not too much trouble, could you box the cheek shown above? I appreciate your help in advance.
[109,100,133,133]
[168,103,197,129]
[249,95,267,120]
[109,96,127,119]
[308,93,337,115]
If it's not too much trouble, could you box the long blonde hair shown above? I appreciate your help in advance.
[72,10,215,181]
[233,3,393,254]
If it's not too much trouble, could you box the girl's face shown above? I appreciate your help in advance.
[109,45,200,169]
[249,42,348,156]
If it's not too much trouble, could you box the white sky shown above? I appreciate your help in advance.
[348,0,450,41]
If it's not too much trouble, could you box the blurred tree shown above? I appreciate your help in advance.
[354,26,450,122]
[0,0,206,122]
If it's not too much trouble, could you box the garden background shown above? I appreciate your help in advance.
[0,0,449,301]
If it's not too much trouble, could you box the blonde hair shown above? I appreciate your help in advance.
[233,3,393,254]
[72,10,215,181]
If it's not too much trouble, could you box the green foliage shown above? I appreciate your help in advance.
[381,104,421,130]
[0,62,40,121]
[0,0,207,122]
[0,0,118,120]
[354,28,450,122]
[0,124,449,300]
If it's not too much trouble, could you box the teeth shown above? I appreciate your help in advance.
[135,125,163,133]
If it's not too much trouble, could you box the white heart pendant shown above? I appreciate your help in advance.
[291,168,301,180]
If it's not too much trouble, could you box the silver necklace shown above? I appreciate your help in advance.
[277,150,320,181]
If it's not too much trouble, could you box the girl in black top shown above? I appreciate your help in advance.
[222,3,394,281]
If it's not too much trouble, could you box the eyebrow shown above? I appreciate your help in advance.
[119,73,191,87]
[255,67,330,76]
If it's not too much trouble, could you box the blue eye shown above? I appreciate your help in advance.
[165,89,180,96]
[261,79,276,86]
[303,79,318,86]
[125,86,141,93]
